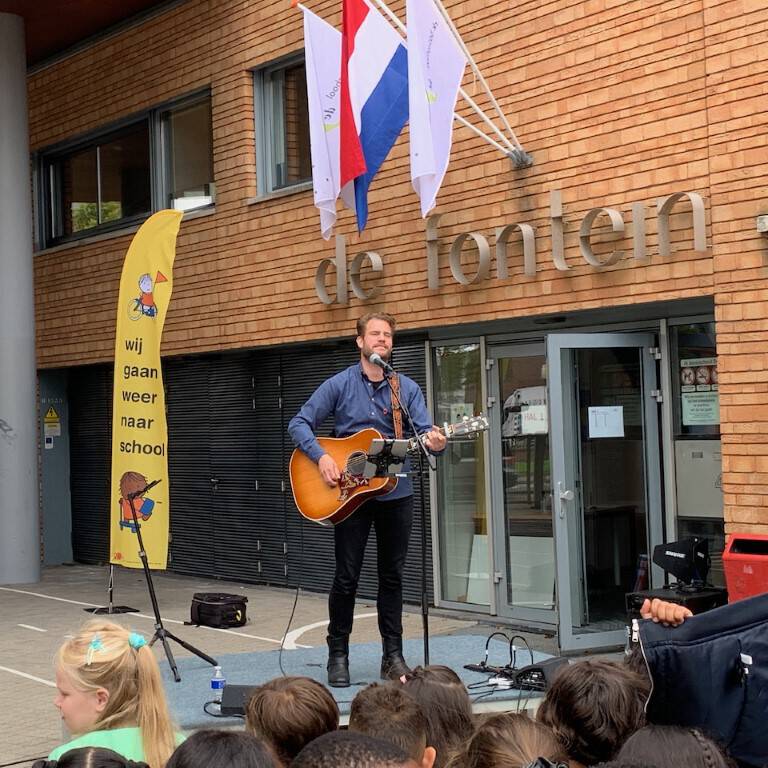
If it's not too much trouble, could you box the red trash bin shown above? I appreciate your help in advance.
[723,534,768,602]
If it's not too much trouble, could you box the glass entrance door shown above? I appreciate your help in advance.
[548,333,663,651]
[489,343,556,623]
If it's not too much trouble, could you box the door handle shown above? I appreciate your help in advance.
[557,482,573,518]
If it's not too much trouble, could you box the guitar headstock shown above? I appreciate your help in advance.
[443,414,489,438]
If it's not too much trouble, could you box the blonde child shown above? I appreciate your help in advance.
[49,620,182,768]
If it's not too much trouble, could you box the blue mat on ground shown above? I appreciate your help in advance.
[160,635,551,729]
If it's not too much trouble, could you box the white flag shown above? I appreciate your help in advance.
[407,0,466,217]
[303,8,343,240]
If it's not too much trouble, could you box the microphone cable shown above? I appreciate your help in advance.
[278,505,305,678]
[464,630,514,674]
[508,634,535,669]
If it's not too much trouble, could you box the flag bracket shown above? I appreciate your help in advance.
[508,149,534,170]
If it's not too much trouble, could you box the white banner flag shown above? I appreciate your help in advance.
[407,0,466,217]
[303,7,343,239]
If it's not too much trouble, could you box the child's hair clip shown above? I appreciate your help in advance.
[85,634,104,666]
[128,632,147,650]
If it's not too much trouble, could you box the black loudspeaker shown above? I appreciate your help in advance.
[652,538,710,585]
[220,684,256,716]
[512,656,570,691]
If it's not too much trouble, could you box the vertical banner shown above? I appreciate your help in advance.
[110,210,183,569]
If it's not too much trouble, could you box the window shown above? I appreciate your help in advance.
[39,92,214,246]
[161,97,215,211]
[671,322,719,438]
[254,56,312,194]
[670,320,724,586]
[432,343,488,605]
[45,122,151,240]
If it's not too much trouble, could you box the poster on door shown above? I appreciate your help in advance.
[680,357,719,426]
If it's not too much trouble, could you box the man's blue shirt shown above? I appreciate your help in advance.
[288,362,435,500]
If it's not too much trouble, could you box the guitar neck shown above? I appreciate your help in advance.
[406,416,488,452]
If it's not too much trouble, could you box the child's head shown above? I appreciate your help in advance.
[119,472,147,500]
[32,747,149,768]
[166,730,277,768]
[446,713,567,768]
[349,682,435,768]
[291,731,417,768]
[536,659,650,766]
[617,725,733,768]
[54,620,176,768]
[244,676,339,766]
[401,665,473,768]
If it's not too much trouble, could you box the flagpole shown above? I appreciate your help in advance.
[454,114,508,154]
[456,88,518,154]
[430,0,523,151]
[292,0,530,163]
[363,0,522,157]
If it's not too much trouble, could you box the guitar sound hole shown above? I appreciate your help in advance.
[346,450,368,477]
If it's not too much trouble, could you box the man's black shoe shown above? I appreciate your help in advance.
[380,635,412,681]
[327,655,350,687]
[327,635,350,688]
[380,652,412,681]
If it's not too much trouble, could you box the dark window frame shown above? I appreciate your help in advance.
[36,89,214,249]
[158,92,216,212]
[253,52,312,196]
[669,319,720,439]
[42,119,152,243]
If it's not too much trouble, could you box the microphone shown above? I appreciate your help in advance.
[368,352,395,375]
[127,478,162,500]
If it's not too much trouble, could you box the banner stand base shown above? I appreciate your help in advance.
[86,564,139,615]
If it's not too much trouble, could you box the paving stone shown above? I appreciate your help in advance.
[0,565,479,766]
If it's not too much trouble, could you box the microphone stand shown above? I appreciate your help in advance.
[383,368,437,666]
[126,479,218,681]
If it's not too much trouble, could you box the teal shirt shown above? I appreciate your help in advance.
[49,726,185,762]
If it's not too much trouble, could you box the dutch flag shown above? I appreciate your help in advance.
[340,0,409,232]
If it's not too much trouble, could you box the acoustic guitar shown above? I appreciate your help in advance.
[290,416,489,525]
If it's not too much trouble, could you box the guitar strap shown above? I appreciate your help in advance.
[389,373,403,439]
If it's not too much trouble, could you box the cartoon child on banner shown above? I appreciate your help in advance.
[128,271,167,320]
[118,471,155,532]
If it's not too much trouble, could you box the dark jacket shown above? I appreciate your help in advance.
[638,592,768,767]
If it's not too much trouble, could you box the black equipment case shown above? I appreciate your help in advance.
[190,592,248,628]
[625,585,728,621]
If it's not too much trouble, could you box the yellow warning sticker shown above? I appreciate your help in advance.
[44,407,60,423]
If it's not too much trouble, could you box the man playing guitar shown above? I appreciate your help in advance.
[288,313,446,687]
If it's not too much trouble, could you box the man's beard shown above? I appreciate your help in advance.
[362,343,391,362]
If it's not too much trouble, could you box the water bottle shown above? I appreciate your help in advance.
[210,665,226,712]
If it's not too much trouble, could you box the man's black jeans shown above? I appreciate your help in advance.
[328,495,413,641]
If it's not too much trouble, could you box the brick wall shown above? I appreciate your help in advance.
[28,0,768,531]
[704,0,768,536]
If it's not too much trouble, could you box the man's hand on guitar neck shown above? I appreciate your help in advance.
[424,426,447,453]
[316,428,444,489]
[318,454,342,487]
